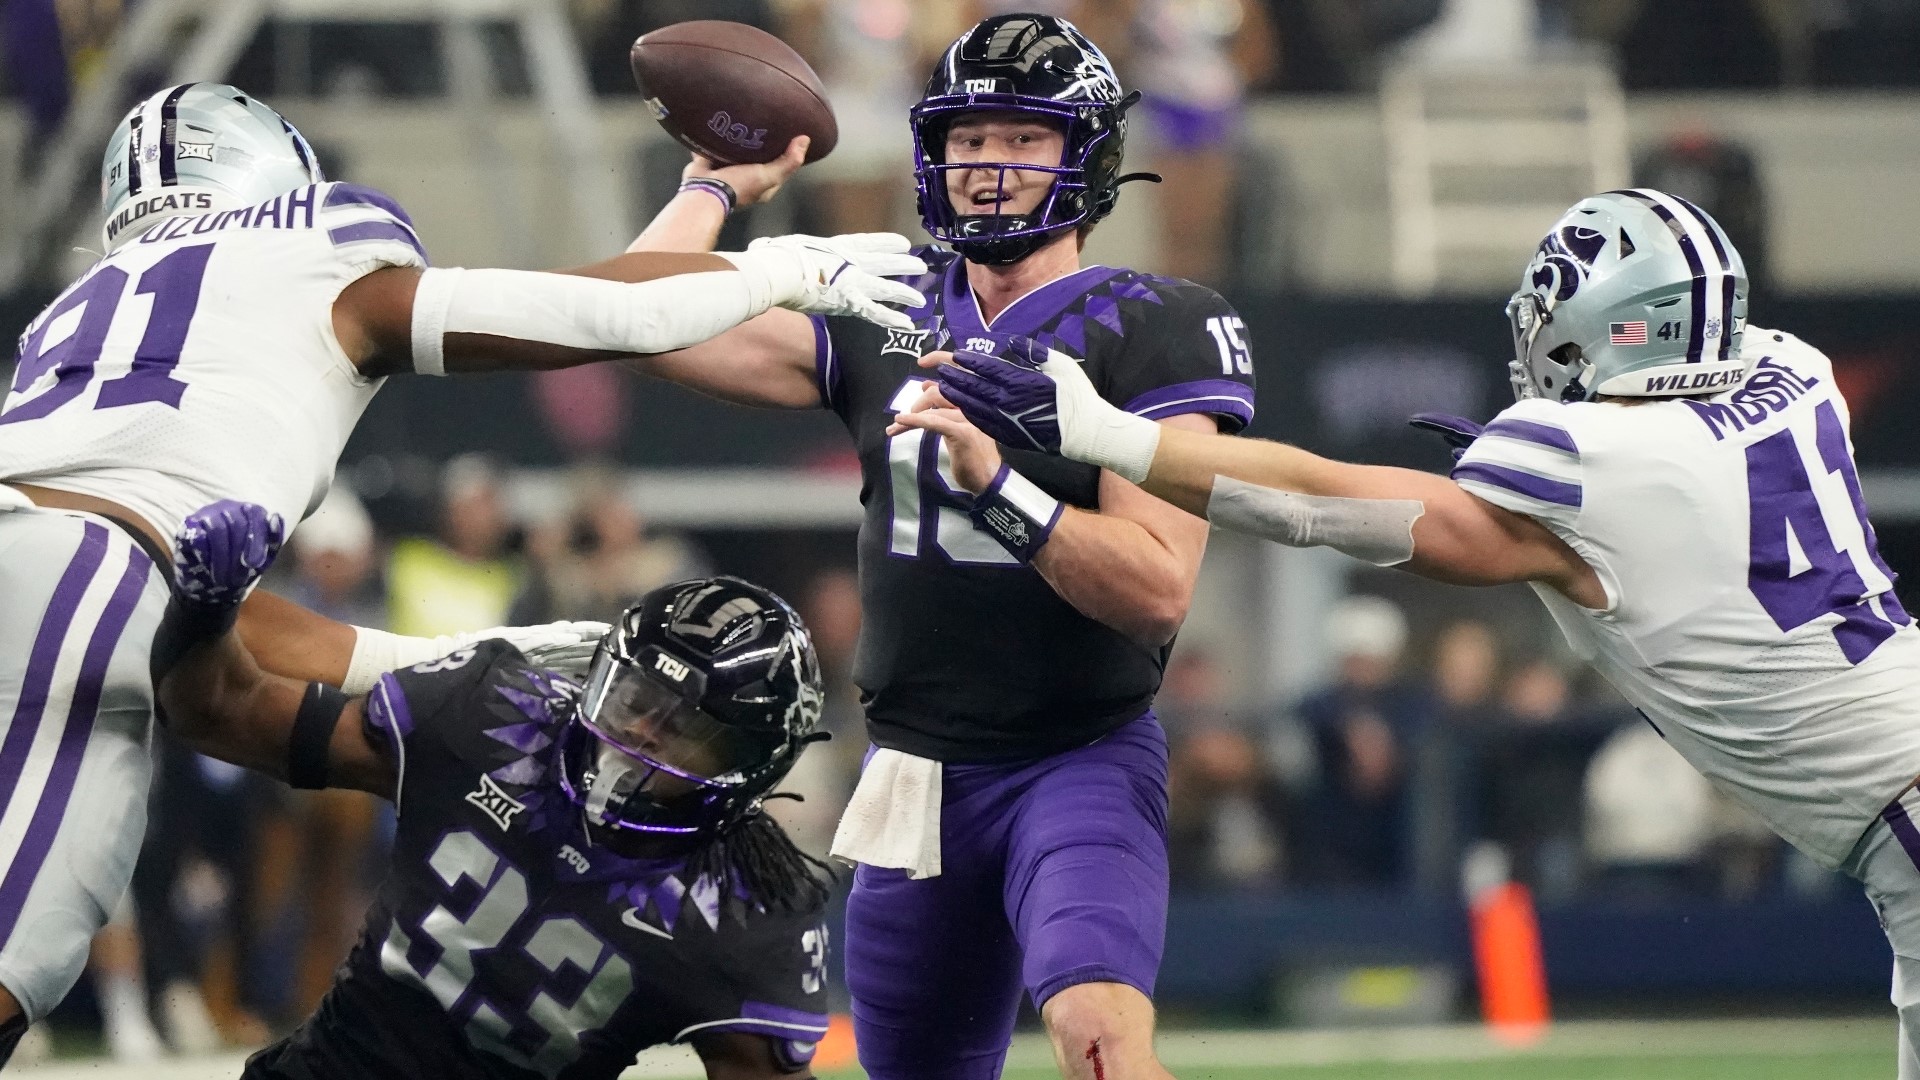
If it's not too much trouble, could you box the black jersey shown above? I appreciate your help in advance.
[244,641,830,1080]
[812,246,1257,762]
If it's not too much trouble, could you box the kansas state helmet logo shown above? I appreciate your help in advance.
[1527,225,1607,304]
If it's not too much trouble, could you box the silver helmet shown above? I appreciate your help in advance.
[100,83,323,250]
[1507,188,1748,402]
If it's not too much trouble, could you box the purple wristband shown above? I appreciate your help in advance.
[968,465,1064,563]
[678,177,737,217]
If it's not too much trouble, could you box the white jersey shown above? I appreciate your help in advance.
[1456,327,1920,868]
[0,182,426,539]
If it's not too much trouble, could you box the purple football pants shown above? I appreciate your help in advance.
[845,714,1170,1080]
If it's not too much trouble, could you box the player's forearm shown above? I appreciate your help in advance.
[627,191,730,254]
[158,631,300,779]
[1145,427,1580,588]
[1033,508,1197,647]
[238,589,358,685]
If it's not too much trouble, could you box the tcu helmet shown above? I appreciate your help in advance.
[912,14,1152,265]
[100,83,323,250]
[559,577,825,839]
[1508,189,1749,402]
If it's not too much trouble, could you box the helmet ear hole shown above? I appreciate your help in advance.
[1550,343,1584,365]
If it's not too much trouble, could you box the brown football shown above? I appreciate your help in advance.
[630,21,838,166]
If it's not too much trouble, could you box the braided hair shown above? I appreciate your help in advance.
[686,807,835,914]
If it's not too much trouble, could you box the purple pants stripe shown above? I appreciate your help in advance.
[0,523,110,818]
[0,546,150,943]
[1884,797,1920,874]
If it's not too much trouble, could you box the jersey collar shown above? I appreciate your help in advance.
[941,259,1124,342]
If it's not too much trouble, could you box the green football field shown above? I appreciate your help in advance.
[9,1017,1899,1078]
[804,1017,1895,1080]
[820,1055,1886,1080]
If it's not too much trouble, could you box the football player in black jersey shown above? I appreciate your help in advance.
[622,14,1256,1080]
[152,501,833,1080]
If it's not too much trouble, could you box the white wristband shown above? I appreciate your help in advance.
[1077,411,1163,485]
[407,266,458,375]
[342,626,463,695]
[716,248,798,309]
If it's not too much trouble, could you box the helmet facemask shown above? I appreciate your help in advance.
[912,97,1118,265]
[562,646,780,837]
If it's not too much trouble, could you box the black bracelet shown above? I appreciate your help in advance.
[679,177,737,217]
[289,682,350,790]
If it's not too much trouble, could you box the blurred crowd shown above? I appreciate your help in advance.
[1158,595,1798,902]
[5,1,1917,291]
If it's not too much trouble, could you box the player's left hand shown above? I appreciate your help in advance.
[889,381,1004,494]
[174,500,284,611]
[1408,413,1485,461]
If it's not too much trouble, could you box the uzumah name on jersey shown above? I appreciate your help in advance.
[1682,356,1820,441]
[129,186,319,245]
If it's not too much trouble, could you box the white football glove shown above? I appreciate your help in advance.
[723,233,927,331]
[342,620,609,694]
[479,620,609,676]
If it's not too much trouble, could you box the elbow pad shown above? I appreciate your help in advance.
[1207,477,1424,567]
[407,265,765,375]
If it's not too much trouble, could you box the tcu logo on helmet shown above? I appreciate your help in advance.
[1528,225,1608,303]
[707,111,767,151]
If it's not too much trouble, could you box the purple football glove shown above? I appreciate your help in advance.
[1408,412,1485,462]
[174,500,284,611]
[932,334,1063,453]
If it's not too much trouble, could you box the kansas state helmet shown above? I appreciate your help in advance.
[1508,189,1749,401]
[558,577,824,839]
[100,83,323,250]
[912,14,1153,265]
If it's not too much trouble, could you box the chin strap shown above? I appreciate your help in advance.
[1114,171,1162,187]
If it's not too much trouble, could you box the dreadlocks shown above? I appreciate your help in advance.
[687,809,835,913]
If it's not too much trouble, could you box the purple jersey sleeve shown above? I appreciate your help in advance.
[1101,279,1256,433]
[317,182,429,272]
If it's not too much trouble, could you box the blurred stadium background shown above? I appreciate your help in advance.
[5,0,1920,1075]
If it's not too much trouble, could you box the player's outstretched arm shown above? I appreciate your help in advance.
[332,221,923,389]
[616,139,837,409]
[897,343,1605,607]
[154,502,398,798]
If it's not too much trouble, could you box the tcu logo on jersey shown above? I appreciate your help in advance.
[707,111,767,151]
[964,337,997,354]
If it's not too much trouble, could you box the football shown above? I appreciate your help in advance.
[630,21,839,167]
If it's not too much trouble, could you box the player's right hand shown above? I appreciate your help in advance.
[174,500,284,611]
[682,135,809,207]
[747,233,928,330]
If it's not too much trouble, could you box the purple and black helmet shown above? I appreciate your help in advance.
[558,577,824,839]
[912,14,1154,266]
